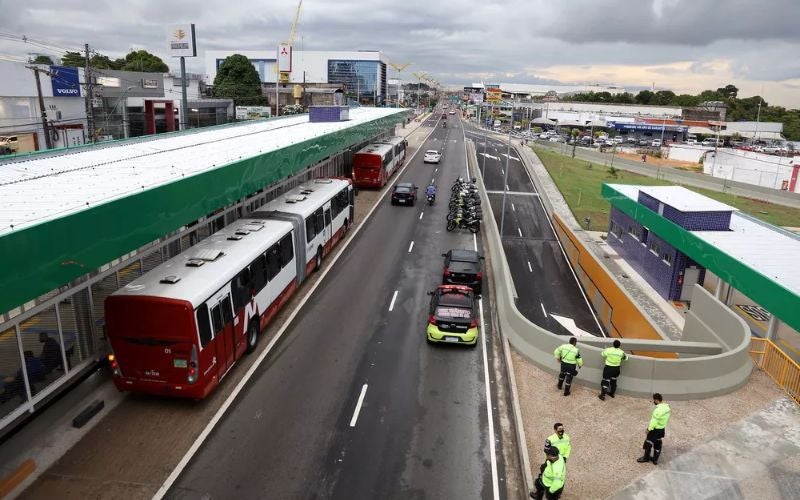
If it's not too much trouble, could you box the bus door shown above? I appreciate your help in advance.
[323,205,332,250]
[210,293,236,377]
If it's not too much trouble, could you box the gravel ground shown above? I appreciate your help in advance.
[510,348,785,499]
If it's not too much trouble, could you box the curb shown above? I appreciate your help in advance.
[0,460,36,499]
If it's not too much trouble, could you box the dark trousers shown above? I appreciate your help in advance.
[600,365,621,396]
[533,476,563,500]
[643,428,666,459]
[557,362,578,394]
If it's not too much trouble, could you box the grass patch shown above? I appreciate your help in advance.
[533,146,800,230]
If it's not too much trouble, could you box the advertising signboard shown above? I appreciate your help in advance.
[278,43,292,73]
[236,106,272,120]
[50,66,81,97]
[486,88,502,104]
[167,24,197,57]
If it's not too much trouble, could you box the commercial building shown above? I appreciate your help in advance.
[204,50,388,106]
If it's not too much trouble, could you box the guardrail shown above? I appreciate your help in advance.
[469,139,754,400]
[750,337,800,403]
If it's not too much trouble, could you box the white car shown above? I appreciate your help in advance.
[424,150,442,163]
[686,138,698,145]
[651,139,662,147]
[548,136,563,143]
[449,110,456,115]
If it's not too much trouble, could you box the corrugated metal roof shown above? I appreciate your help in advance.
[0,107,400,236]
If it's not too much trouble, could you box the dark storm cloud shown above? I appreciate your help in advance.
[539,0,800,46]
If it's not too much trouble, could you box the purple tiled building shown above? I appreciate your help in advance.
[607,186,737,301]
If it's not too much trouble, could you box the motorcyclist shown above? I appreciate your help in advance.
[426,184,437,200]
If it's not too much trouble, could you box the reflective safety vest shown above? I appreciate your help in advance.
[649,402,671,431]
[541,456,566,493]
[602,347,628,367]
[554,343,582,367]
[547,432,571,459]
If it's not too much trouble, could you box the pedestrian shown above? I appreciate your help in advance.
[554,337,582,396]
[546,423,571,462]
[637,393,671,465]
[530,445,566,499]
[598,339,628,400]
[642,153,647,163]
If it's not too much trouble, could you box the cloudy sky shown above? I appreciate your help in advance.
[2,0,800,107]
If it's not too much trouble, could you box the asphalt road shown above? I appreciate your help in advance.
[465,127,603,337]
[167,114,508,499]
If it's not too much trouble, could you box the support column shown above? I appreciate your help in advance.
[715,279,726,300]
[766,316,780,341]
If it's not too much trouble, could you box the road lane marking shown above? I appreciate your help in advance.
[419,211,424,220]
[517,227,523,237]
[541,302,548,317]
[349,384,368,427]
[435,168,438,173]
[506,184,510,191]
[527,261,532,273]
[389,290,399,311]
[432,178,435,184]
[408,241,414,253]
[501,169,504,175]
[153,114,441,500]
[512,203,515,211]
[550,314,594,337]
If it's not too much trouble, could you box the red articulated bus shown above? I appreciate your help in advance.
[105,178,354,399]
[352,136,407,188]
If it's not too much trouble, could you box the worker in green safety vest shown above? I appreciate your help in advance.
[637,393,671,465]
[530,444,566,499]
[545,422,571,462]
[598,339,628,401]
[554,337,582,396]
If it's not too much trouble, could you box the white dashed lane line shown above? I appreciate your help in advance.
[349,384,368,427]
[408,241,414,253]
[389,290,398,311]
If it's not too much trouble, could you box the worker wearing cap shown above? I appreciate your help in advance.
[637,393,671,465]
[554,337,582,396]
[546,423,571,462]
[598,339,628,401]
[530,445,566,499]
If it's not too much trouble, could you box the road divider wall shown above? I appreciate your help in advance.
[468,139,753,400]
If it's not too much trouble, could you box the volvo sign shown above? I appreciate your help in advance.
[50,66,82,97]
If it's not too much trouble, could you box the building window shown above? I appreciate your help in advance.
[662,252,672,266]
[610,221,623,240]
[649,240,661,256]
[328,59,385,105]
[641,227,649,245]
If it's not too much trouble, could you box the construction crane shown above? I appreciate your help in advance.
[279,0,303,84]
[388,62,410,107]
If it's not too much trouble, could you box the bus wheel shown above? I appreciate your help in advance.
[315,248,323,271]
[246,320,259,354]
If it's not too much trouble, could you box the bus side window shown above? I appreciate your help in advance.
[315,208,324,233]
[266,244,281,281]
[220,296,233,326]
[280,234,293,266]
[305,216,316,243]
[196,304,212,347]
[232,268,252,309]
[250,254,267,293]
[211,304,223,334]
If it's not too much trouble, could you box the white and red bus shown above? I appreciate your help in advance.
[105,178,354,399]
[352,136,407,188]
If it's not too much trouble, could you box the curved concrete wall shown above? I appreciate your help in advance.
[471,141,753,400]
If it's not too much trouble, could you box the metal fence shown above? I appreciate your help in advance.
[750,337,800,404]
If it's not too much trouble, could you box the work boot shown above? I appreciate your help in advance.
[652,451,661,465]
[557,382,563,390]
[598,393,605,401]
[563,388,571,397]
[637,453,652,463]
[608,392,616,398]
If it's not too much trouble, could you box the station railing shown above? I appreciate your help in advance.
[750,337,799,404]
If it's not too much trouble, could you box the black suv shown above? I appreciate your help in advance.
[391,182,418,206]
[442,249,484,294]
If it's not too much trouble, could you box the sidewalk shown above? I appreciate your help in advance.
[507,143,800,499]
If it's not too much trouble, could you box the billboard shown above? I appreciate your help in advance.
[486,88,502,104]
[50,66,81,97]
[278,43,292,73]
[236,106,272,120]
[167,24,197,57]
[470,93,484,103]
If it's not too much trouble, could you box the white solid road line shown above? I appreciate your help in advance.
[517,227,523,237]
[153,112,442,500]
[389,290,399,311]
[511,203,515,211]
[349,384,368,427]
[419,211,424,220]
[408,240,414,253]
[527,261,533,273]
[541,302,548,317]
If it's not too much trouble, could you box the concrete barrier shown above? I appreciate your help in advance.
[469,141,753,400]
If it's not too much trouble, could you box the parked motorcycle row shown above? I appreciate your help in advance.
[446,178,482,233]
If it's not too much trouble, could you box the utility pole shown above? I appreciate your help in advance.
[84,43,96,143]
[28,66,53,149]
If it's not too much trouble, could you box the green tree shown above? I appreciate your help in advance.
[212,54,265,106]
[60,51,85,67]
[120,50,169,72]
[716,84,739,99]
[90,54,124,70]
[635,90,654,105]
[30,55,54,65]
[652,90,677,105]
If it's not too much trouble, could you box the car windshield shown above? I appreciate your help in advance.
[426,151,439,155]
[450,250,478,263]
[395,186,412,193]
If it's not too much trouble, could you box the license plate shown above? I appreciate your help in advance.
[173,359,188,368]
[444,337,460,343]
